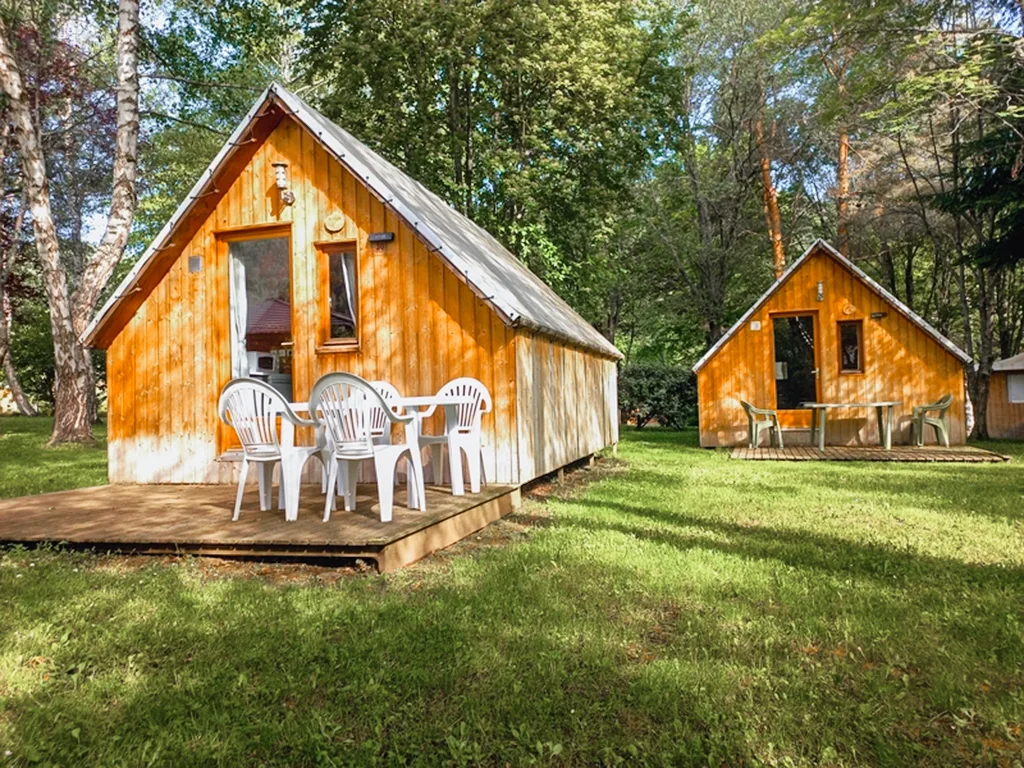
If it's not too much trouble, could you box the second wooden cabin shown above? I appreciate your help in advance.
[987,354,1024,439]
[693,241,971,447]
[84,84,621,485]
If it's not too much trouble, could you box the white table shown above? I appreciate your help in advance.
[802,400,902,451]
[289,394,476,496]
[396,395,476,496]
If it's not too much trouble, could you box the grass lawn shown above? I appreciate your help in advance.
[1,417,1023,766]
[0,417,107,499]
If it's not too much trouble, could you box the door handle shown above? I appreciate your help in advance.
[812,369,819,377]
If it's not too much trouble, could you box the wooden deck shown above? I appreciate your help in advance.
[0,483,519,572]
[730,445,1010,462]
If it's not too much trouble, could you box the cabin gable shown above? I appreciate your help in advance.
[107,116,519,483]
[696,248,968,447]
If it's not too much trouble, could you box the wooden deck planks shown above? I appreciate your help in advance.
[730,445,1010,463]
[0,483,518,571]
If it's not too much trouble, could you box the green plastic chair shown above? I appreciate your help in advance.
[912,393,953,447]
[741,400,784,449]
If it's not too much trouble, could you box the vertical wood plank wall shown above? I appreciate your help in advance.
[696,250,967,447]
[107,116,524,483]
[106,116,617,485]
[987,372,1024,439]
[515,331,618,480]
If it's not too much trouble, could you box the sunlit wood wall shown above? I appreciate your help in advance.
[105,115,617,484]
[515,332,619,480]
[987,372,1024,440]
[696,248,967,447]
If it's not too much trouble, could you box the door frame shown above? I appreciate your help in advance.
[214,223,294,454]
[768,309,822,413]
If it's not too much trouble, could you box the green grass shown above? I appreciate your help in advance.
[0,417,107,498]
[1,418,1023,766]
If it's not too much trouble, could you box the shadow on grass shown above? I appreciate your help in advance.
[2,549,767,766]
[564,492,1024,586]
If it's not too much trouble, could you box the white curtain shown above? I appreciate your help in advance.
[342,252,356,322]
[229,255,248,379]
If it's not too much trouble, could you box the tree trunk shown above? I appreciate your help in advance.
[0,21,92,442]
[754,117,785,278]
[70,0,141,384]
[0,0,139,443]
[836,127,850,256]
[0,286,36,415]
[3,355,36,416]
[967,363,991,440]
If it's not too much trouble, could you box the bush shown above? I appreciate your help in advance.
[618,364,697,429]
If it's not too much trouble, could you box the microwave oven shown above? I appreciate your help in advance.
[247,351,276,375]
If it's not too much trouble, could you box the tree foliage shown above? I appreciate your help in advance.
[619,364,698,430]
[3,0,1024,439]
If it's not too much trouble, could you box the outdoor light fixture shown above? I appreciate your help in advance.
[816,281,825,301]
[272,162,295,206]
[368,231,395,250]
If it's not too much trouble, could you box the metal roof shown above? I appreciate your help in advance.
[993,353,1024,372]
[691,239,972,372]
[84,83,622,359]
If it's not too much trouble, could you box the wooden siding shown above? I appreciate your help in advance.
[106,115,618,485]
[696,250,967,447]
[107,116,521,484]
[515,331,618,480]
[987,372,1024,440]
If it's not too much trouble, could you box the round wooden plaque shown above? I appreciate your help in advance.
[324,212,346,233]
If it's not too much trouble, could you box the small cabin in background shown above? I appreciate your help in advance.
[692,240,971,448]
[987,354,1024,439]
[84,84,621,486]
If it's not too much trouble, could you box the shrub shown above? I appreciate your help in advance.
[618,364,697,429]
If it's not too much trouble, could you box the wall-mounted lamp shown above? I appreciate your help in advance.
[272,162,295,206]
[816,281,825,302]
[368,231,395,250]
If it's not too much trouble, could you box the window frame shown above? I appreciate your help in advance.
[1008,373,1024,404]
[317,239,360,352]
[837,319,864,375]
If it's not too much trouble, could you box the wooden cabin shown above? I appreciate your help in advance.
[692,241,971,447]
[84,83,621,486]
[987,354,1024,439]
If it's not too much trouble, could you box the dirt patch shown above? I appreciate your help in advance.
[524,456,627,503]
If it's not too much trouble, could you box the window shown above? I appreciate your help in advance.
[1009,373,1024,404]
[324,247,358,345]
[838,320,863,373]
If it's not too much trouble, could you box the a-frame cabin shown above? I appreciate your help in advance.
[693,241,970,447]
[85,84,621,485]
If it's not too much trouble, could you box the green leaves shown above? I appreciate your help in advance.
[298,0,689,315]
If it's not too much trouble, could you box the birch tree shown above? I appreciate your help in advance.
[0,0,140,443]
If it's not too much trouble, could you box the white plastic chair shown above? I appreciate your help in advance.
[419,377,492,494]
[318,380,402,493]
[218,378,321,522]
[368,380,403,445]
[309,373,426,523]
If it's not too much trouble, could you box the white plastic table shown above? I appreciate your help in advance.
[396,395,476,496]
[289,395,476,496]
[801,400,902,451]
